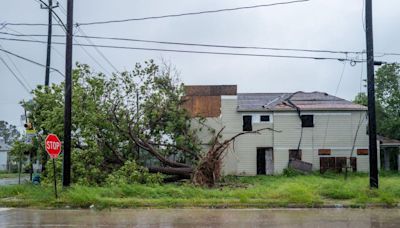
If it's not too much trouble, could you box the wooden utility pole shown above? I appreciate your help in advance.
[365,0,379,188]
[63,0,73,187]
[41,0,59,86]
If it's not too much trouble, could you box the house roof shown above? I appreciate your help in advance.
[378,135,400,147]
[237,91,367,111]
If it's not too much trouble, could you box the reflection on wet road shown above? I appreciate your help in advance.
[0,208,400,227]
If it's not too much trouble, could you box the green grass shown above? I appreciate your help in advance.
[1,173,400,209]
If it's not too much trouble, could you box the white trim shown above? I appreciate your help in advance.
[221,95,237,100]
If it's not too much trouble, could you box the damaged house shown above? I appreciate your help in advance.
[184,85,377,175]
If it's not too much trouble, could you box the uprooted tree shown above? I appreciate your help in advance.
[23,60,272,187]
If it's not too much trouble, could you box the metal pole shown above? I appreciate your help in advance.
[53,158,58,198]
[62,0,73,187]
[365,0,379,188]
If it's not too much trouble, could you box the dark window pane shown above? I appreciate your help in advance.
[243,115,252,131]
[289,149,302,161]
[260,115,270,122]
[301,115,314,127]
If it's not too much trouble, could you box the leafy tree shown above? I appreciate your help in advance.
[0,121,20,144]
[375,64,400,139]
[353,63,400,139]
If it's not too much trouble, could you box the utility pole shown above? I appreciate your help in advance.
[41,0,59,86]
[63,0,73,187]
[365,0,379,188]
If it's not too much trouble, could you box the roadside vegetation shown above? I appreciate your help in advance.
[1,172,400,209]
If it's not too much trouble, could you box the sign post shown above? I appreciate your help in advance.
[45,134,62,198]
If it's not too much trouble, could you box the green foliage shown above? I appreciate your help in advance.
[353,63,400,140]
[106,160,162,185]
[23,60,201,186]
[282,168,304,177]
[0,120,20,145]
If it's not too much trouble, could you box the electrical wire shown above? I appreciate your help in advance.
[2,0,310,27]
[0,47,65,77]
[321,61,347,149]
[0,43,33,90]
[0,55,31,94]
[3,31,400,58]
[76,27,119,73]
[0,36,364,63]
[0,31,365,55]
[3,27,64,58]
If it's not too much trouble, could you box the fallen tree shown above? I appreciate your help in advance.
[24,60,278,187]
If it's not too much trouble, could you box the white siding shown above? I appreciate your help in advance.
[194,96,371,175]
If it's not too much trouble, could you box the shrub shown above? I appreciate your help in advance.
[106,160,162,185]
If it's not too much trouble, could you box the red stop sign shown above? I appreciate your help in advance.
[45,134,62,159]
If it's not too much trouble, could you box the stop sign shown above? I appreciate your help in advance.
[45,134,62,159]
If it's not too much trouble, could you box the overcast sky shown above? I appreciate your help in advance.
[1,0,399,128]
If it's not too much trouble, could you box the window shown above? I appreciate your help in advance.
[243,115,252,131]
[301,115,314,127]
[260,115,270,122]
[289,149,302,161]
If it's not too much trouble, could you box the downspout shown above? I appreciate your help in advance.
[285,92,303,152]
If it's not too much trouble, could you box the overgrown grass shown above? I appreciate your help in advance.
[1,173,400,209]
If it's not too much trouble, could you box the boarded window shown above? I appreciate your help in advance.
[243,115,252,131]
[357,149,368,155]
[301,115,314,128]
[320,157,357,173]
[289,149,302,161]
[318,149,331,155]
[260,115,270,122]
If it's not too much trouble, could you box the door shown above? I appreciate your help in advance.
[257,148,274,175]
[257,149,266,175]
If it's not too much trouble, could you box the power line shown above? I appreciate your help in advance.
[76,27,119,72]
[0,36,365,62]
[0,55,31,94]
[3,28,64,58]
[3,30,400,57]
[76,0,310,26]
[0,47,65,77]
[2,0,310,27]
[0,43,33,90]
[0,31,364,55]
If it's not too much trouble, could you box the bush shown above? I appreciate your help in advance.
[106,160,162,185]
[282,168,303,177]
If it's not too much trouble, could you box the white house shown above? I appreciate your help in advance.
[184,85,375,175]
[0,138,11,171]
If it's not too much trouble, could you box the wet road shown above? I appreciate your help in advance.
[0,176,29,186]
[0,208,400,227]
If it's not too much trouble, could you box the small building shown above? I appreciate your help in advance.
[379,135,400,171]
[184,85,377,175]
[0,138,11,171]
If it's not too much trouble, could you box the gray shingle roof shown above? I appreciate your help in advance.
[237,91,367,111]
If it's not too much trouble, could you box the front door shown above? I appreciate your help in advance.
[257,148,274,175]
